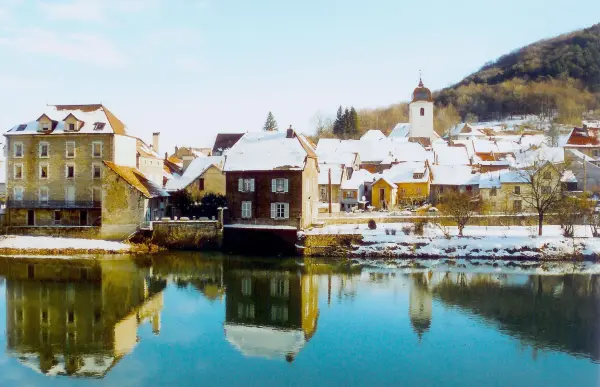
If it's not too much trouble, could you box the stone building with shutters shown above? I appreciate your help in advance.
[223,128,319,230]
[3,104,138,230]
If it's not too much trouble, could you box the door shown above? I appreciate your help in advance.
[66,187,75,203]
[379,188,385,208]
[80,210,88,226]
[27,210,35,226]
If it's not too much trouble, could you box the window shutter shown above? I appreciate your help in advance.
[238,178,243,192]
[284,179,289,193]
[271,203,276,219]
[251,178,255,192]
[284,203,289,219]
[248,202,252,218]
[272,179,276,193]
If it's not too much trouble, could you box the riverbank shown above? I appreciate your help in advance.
[300,224,600,260]
[0,235,132,256]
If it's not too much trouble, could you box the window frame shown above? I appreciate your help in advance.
[238,178,255,192]
[13,186,24,201]
[13,142,24,158]
[39,187,49,203]
[272,202,289,219]
[65,141,76,158]
[92,141,103,158]
[241,201,252,219]
[39,163,49,180]
[13,163,24,180]
[65,163,75,179]
[92,164,102,180]
[39,142,49,158]
[272,178,289,193]
[514,185,520,195]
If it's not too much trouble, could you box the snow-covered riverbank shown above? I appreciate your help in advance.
[0,235,131,256]
[301,224,600,260]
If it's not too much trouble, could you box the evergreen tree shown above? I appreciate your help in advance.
[333,106,344,137]
[343,108,350,137]
[263,112,278,131]
[348,107,359,138]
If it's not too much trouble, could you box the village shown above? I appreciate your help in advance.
[1,79,600,258]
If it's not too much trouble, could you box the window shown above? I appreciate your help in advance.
[39,142,49,158]
[68,123,75,131]
[39,163,49,179]
[39,187,49,203]
[13,142,23,158]
[238,178,255,192]
[92,188,102,203]
[272,178,289,193]
[40,122,50,131]
[92,164,102,179]
[514,186,520,194]
[93,122,105,131]
[54,210,62,226]
[270,278,289,298]
[271,305,288,322]
[66,164,75,179]
[67,310,75,325]
[40,309,49,324]
[237,303,255,320]
[513,200,522,212]
[490,187,497,197]
[241,277,252,296]
[13,163,23,179]
[65,142,75,158]
[241,201,252,218]
[16,124,27,132]
[420,107,425,116]
[271,202,289,219]
[594,150,600,158]
[542,171,552,180]
[320,186,328,201]
[198,178,205,191]
[413,173,424,179]
[92,141,102,158]
[14,187,24,201]
[541,186,551,195]
[344,190,355,199]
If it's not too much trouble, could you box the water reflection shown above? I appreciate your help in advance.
[223,261,319,362]
[0,258,166,378]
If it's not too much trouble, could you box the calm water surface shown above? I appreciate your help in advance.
[0,253,597,386]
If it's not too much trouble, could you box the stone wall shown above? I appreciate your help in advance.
[316,214,560,227]
[151,221,220,250]
[298,233,363,257]
[6,226,100,239]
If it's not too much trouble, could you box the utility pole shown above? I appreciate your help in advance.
[328,168,333,214]
[584,157,588,194]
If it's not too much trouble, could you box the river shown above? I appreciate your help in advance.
[0,253,597,386]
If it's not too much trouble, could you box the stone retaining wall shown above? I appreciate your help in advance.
[6,226,101,239]
[317,214,559,227]
[151,221,221,250]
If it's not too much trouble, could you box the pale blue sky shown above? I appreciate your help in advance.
[1,0,599,153]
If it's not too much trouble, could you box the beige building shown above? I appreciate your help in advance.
[165,156,225,201]
[4,104,137,228]
[136,134,164,187]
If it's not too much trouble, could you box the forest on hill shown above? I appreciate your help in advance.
[318,23,600,139]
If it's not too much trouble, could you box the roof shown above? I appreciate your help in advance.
[561,170,577,183]
[373,176,397,188]
[566,127,600,147]
[388,123,411,138]
[167,155,183,166]
[360,129,386,141]
[316,138,429,164]
[6,104,126,136]
[224,323,306,360]
[212,133,244,154]
[223,131,312,172]
[318,164,344,185]
[341,169,374,190]
[104,161,169,198]
[165,156,223,191]
[432,143,471,165]
[479,169,528,186]
[137,139,160,159]
[382,161,429,184]
[430,165,479,186]
[566,148,595,162]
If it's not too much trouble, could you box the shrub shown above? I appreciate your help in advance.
[368,219,377,230]
[390,228,397,236]
[402,225,412,235]
[414,219,426,235]
[385,229,390,235]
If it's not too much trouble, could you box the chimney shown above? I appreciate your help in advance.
[152,132,160,153]
[286,125,295,138]
[164,152,168,160]
[182,155,194,172]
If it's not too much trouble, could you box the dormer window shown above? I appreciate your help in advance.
[68,123,76,131]
[16,124,27,132]
[41,122,50,131]
[93,122,106,131]
[413,173,424,179]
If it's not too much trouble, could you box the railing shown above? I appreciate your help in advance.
[6,200,102,209]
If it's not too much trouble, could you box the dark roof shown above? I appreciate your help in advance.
[212,133,244,154]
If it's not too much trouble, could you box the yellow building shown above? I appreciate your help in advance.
[223,266,319,362]
[165,156,225,201]
[372,161,431,209]
[4,104,137,229]
[0,257,165,378]
[372,177,398,209]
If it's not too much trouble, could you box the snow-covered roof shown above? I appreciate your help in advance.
[360,129,386,141]
[137,139,161,159]
[224,131,314,172]
[13,353,117,378]
[165,156,224,191]
[6,104,125,136]
[565,148,595,162]
[341,169,374,190]
[561,170,577,183]
[382,161,429,184]
[316,138,429,164]
[430,165,479,186]
[224,323,306,360]
[318,164,344,185]
[388,123,411,138]
[478,171,501,189]
[432,143,470,165]
[374,176,397,188]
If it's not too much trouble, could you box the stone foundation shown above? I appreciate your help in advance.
[151,221,221,250]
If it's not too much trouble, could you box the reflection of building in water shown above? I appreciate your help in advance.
[223,268,319,362]
[0,258,165,378]
[409,272,432,340]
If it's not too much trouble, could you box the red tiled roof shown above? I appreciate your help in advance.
[566,127,600,147]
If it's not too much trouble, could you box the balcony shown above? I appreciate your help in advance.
[7,200,101,209]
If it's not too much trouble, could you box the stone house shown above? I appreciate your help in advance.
[429,165,481,205]
[223,129,319,229]
[3,104,137,229]
[165,156,225,201]
[136,135,164,187]
[102,161,169,238]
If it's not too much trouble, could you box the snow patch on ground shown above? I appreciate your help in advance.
[0,236,130,252]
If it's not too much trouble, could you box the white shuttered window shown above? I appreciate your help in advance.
[272,178,289,193]
[241,201,252,218]
[271,203,289,219]
[238,178,255,192]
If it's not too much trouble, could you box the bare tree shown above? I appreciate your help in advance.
[514,161,565,236]
[311,111,333,137]
[437,190,482,237]
[545,122,561,147]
